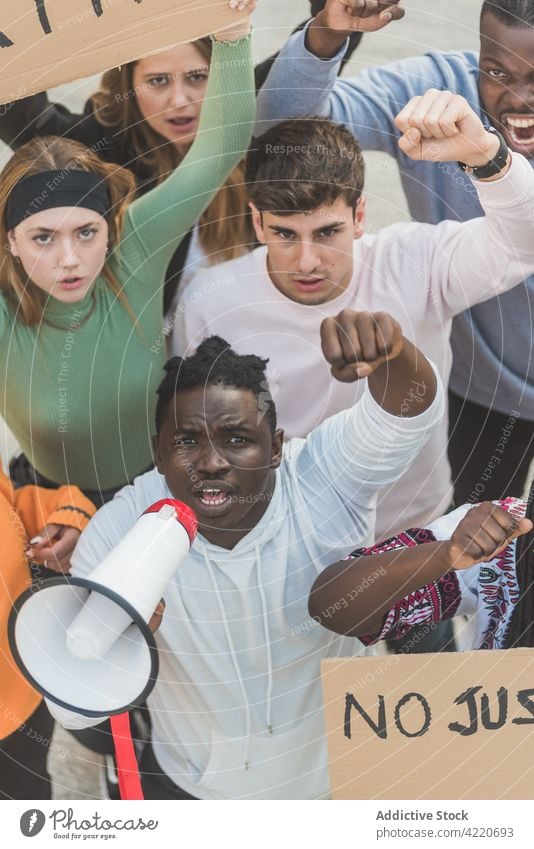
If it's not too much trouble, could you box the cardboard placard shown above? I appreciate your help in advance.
[0,1,247,104]
[322,649,534,800]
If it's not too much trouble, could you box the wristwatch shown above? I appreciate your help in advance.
[458,126,509,179]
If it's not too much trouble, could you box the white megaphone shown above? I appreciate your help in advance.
[8,499,197,717]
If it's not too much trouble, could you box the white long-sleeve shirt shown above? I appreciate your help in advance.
[172,153,534,539]
[255,31,534,419]
[48,380,443,800]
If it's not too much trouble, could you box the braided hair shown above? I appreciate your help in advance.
[155,336,277,436]
[503,477,534,648]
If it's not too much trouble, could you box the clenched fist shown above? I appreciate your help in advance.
[321,309,403,382]
[318,0,404,32]
[447,502,532,571]
[395,89,509,171]
[306,0,404,58]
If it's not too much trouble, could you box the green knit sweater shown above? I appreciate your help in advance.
[0,35,254,491]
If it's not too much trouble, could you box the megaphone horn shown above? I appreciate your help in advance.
[8,499,197,717]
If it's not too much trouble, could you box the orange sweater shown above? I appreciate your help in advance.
[0,470,95,740]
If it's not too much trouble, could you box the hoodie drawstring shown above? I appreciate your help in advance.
[256,543,273,735]
[200,540,275,770]
[201,541,252,770]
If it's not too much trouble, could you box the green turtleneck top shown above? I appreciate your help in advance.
[0,35,254,491]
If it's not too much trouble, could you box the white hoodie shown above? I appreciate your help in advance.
[49,380,443,799]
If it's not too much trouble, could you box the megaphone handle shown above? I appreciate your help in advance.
[110,713,144,801]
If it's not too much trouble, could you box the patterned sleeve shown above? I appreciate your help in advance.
[350,528,462,646]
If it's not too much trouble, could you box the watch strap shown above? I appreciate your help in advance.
[458,126,509,179]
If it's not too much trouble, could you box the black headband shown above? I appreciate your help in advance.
[6,170,110,231]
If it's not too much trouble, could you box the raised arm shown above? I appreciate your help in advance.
[296,311,444,536]
[395,90,534,315]
[320,309,437,415]
[253,0,363,91]
[122,12,256,274]
[256,1,421,148]
[309,501,532,637]
[305,0,404,57]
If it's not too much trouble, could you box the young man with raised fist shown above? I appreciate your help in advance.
[256,0,534,507]
[175,88,534,544]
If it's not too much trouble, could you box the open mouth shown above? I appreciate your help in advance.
[167,116,196,131]
[193,485,233,514]
[501,114,534,149]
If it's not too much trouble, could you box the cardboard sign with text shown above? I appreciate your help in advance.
[322,649,534,799]
[0,1,247,104]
